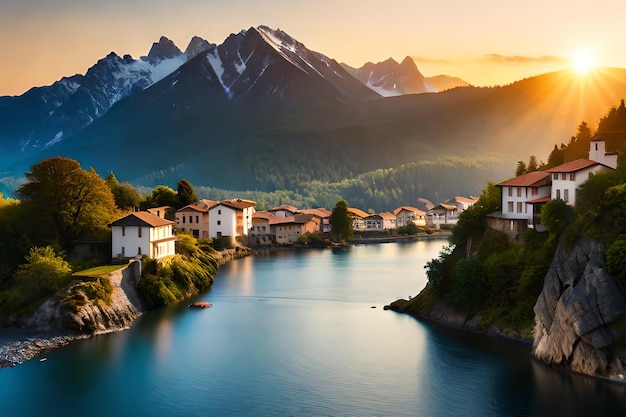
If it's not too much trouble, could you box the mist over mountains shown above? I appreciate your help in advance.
[1,25,626,209]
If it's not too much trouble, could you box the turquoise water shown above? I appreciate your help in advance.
[1,240,626,416]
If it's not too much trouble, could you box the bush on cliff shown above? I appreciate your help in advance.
[415,184,556,338]
[136,234,219,309]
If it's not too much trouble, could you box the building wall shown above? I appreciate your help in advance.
[209,205,237,238]
[175,209,209,239]
[550,166,611,205]
[112,224,175,259]
[501,185,551,223]
[112,226,150,258]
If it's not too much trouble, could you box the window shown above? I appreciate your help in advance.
[183,216,186,224]
[218,209,222,215]
[532,187,538,196]
[138,227,142,238]
[517,202,523,213]
[137,246,142,255]
[564,189,569,203]
[508,202,514,213]
[561,173,566,180]
[196,216,199,223]
[516,188,522,197]
[122,226,125,236]
[217,220,221,225]
[553,173,558,180]
[121,246,125,255]
[556,189,561,200]
[569,173,576,181]
[508,187,513,197]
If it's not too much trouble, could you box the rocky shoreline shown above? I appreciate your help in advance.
[0,329,96,368]
[0,247,250,369]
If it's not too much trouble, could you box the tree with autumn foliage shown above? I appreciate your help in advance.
[16,157,117,248]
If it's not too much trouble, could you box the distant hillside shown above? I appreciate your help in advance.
[426,75,470,91]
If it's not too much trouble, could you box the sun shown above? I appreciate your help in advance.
[570,49,596,75]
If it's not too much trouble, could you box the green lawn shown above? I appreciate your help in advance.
[73,264,128,278]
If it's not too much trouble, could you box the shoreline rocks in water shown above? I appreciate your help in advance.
[0,247,249,368]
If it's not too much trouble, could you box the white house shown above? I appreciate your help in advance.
[487,137,617,238]
[547,159,614,205]
[394,206,427,227]
[208,199,256,238]
[110,211,177,260]
[365,212,396,230]
[493,170,552,231]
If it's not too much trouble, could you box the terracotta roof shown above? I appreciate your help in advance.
[267,205,299,213]
[526,197,551,204]
[429,203,457,213]
[347,207,369,218]
[212,199,257,210]
[110,212,174,228]
[298,208,332,218]
[197,199,218,209]
[252,211,278,221]
[497,171,551,187]
[372,211,396,220]
[447,196,479,205]
[272,214,320,225]
[546,159,599,173]
[393,206,426,216]
[177,203,208,213]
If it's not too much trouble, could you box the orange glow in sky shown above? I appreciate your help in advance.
[1,0,625,96]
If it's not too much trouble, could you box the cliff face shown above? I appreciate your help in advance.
[24,261,146,335]
[533,239,626,381]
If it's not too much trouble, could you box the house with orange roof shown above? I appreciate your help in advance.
[110,211,178,260]
[175,199,217,239]
[297,208,332,233]
[546,159,614,204]
[365,212,397,230]
[490,170,553,234]
[347,207,369,232]
[394,206,427,227]
[208,198,256,239]
[487,136,616,238]
[250,211,322,245]
[274,214,321,244]
[250,211,277,245]
[267,205,299,218]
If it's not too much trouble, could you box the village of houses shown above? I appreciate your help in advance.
[109,137,617,261]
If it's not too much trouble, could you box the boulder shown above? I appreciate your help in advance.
[533,239,626,380]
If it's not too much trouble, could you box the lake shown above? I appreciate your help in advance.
[1,239,626,416]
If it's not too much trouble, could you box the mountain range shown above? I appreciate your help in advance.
[1,25,626,209]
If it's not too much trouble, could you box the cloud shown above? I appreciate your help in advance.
[481,54,567,65]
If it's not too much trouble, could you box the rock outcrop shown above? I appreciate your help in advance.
[24,260,146,334]
[533,239,626,381]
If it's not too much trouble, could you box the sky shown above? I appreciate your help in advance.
[1,0,626,96]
